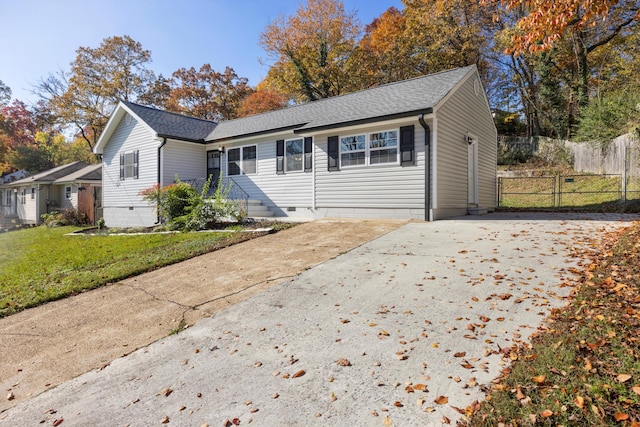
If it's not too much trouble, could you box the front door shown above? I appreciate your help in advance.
[207,150,221,184]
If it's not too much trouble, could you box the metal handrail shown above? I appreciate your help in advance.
[183,177,249,216]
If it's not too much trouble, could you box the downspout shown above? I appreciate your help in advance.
[418,114,432,222]
[156,137,168,224]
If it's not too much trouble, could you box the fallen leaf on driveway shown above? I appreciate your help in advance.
[292,370,305,378]
[434,395,448,405]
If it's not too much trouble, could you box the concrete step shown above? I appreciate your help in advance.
[246,200,274,217]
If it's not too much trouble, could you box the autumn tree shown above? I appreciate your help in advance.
[237,87,288,117]
[353,7,412,87]
[164,65,252,120]
[260,0,362,102]
[37,35,157,150]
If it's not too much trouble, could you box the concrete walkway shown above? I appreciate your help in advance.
[0,212,637,426]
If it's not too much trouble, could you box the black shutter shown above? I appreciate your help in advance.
[327,136,339,171]
[133,150,139,179]
[304,136,313,172]
[119,153,125,180]
[400,125,415,166]
[276,140,284,174]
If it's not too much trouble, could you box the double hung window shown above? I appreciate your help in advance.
[227,145,257,176]
[340,130,398,167]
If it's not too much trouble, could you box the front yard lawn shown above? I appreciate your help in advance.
[0,226,278,318]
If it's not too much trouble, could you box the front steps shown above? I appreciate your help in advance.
[246,199,273,218]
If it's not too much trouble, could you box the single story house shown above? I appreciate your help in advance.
[95,65,497,228]
[0,162,102,226]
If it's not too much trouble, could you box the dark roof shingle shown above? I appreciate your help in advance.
[207,65,474,141]
[123,101,218,142]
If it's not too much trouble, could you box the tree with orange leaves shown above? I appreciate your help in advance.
[494,0,640,53]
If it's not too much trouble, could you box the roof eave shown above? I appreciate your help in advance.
[157,134,207,144]
[207,123,308,143]
[294,109,434,134]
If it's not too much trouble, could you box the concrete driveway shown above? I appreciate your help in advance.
[1,212,636,426]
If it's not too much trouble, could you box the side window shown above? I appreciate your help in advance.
[31,187,35,199]
[65,186,72,199]
[119,150,139,180]
[20,189,26,204]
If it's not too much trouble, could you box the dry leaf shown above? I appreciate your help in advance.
[441,415,451,424]
[632,386,640,395]
[292,370,305,378]
[413,383,427,391]
[541,409,553,418]
[161,415,170,424]
[454,352,466,358]
[52,420,64,427]
[158,388,173,397]
[532,375,546,384]
[405,386,414,393]
[394,401,403,407]
[330,392,337,402]
[515,386,525,400]
[614,413,629,421]
[6,391,15,401]
[574,395,584,408]
[451,405,466,414]
[434,395,448,405]
[383,415,392,427]
[379,330,390,336]
[232,418,240,426]
[617,374,632,383]
[336,358,351,367]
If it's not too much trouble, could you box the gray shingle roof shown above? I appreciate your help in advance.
[207,65,475,141]
[3,162,89,187]
[53,163,102,183]
[123,101,218,142]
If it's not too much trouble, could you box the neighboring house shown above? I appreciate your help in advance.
[95,65,497,228]
[0,162,102,226]
[1,170,30,184]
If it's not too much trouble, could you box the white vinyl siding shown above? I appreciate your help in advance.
[102,112,159,227]
[433,73,497,219]
[162,139,206,184]
[216,137,313,212]
[315,121,426,216]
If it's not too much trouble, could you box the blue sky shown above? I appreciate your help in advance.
[1,0,403,105]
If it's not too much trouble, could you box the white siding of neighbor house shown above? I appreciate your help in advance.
[212,133,314,216]
[102,112,159,227]
[313,120,427,220]
[432,71,497,219]
[162,139,207,184]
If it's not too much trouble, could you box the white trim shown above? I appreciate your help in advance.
[467,133,479,205]
[339,128,400,169]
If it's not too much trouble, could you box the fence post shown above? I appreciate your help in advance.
[623,143,628,202]
[556,175,560,208]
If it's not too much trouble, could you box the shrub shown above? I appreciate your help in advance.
[141,175,241,231]
[41,208,88,227]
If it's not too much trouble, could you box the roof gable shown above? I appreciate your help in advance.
[53,164,102,183]
[208,65,476,141]
[94,101,218,154]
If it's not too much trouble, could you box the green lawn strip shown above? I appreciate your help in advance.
[0,226,274,317]
[466,223,640,426]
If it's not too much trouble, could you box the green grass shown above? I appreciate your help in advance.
[466,222,640,426]
[498,173,640,209]
[0,226,272,317]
